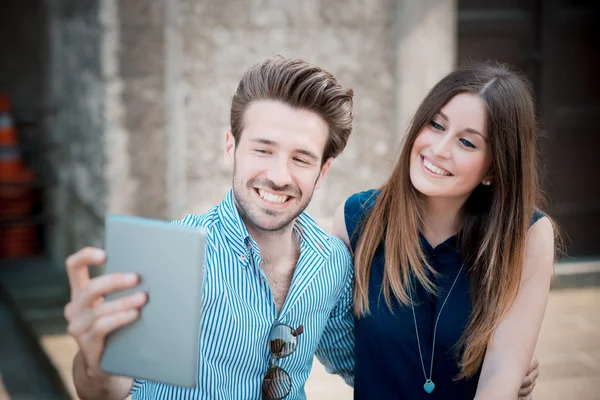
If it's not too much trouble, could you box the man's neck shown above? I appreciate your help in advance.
[246,222,300,264]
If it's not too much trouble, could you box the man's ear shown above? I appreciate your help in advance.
[315,157,334,190]
[224,130,235,168]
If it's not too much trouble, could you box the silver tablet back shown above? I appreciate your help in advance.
[100,215,206,388]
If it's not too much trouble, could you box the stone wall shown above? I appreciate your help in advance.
[176,0,398,229]
[41,0,457,265]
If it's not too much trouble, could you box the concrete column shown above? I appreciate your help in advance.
[165,0,187,220]
[116,0,168,219]
[394,0,457,142]
[44,0,107,263]
[102,0,136,217]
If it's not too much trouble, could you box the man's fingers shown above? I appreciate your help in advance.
[78,273,139,308]
[519,375,537,396]
[529,356,540,372]
[521,374,534,388]
[65,247,106,295]
[93,292,147,319]
[65,292,144,338]
[74,309,140,372]
[522,364,540,387]
[519,385,533,397]
[531,368,539,380]
[88,309,140,339]
[66,309,95,338]
[520,382,536,398]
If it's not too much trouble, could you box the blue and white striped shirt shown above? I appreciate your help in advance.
[131,189,355,399]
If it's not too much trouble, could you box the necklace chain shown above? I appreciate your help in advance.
[410,263,465,382]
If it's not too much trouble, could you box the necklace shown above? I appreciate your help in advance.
[410,263,465,394]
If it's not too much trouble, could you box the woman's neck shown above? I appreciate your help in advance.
[421,196,466,248]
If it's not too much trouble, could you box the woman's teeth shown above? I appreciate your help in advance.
[258,189,289,204]
[423,158,451,176]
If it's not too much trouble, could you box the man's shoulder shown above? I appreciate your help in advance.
[299,212,352,258]
[175,206,220,232]
[326,234,352,262]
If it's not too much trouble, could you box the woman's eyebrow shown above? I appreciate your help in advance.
[465,128,488,142]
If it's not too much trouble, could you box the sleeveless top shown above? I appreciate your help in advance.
[345,189,545,399]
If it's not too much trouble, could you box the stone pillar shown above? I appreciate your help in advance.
[45,0,170,267]
[102,0,135,218]
[113,0,168,219]
[45,0,107,266]
[394,0,457,142]
[164,0,187,220]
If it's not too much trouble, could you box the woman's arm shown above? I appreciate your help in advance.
[474,217,554,399]
[332,201,351,250]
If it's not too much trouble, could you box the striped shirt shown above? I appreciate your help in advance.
[131,189,355,399]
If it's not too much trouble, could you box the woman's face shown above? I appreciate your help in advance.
[409,93,493,202]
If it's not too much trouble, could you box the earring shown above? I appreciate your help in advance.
[484,180,492,186]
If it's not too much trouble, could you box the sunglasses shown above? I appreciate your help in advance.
[262,322,304,400]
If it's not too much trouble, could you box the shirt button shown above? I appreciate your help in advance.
[239,254,246,261]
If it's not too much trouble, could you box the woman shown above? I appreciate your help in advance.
[333,63,555,399]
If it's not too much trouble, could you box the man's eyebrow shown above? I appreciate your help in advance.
[249,138,276,146]
[249,138,320,160]
[295,149,320,161]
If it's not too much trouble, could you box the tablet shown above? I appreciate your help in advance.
[100,214,206,388]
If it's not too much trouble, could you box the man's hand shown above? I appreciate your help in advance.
[518,356,539,399]
[64,247,148,377]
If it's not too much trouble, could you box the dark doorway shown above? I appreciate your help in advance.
[458,0,600,259]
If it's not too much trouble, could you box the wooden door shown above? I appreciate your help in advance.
[458,0,600,258]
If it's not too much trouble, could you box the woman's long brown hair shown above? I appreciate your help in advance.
[353,62,544,379]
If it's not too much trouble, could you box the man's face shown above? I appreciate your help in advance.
[225,100,333,233]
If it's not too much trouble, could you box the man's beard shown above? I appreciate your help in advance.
[231,164,315,234]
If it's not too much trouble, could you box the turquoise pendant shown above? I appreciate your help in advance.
[423,379,435,394]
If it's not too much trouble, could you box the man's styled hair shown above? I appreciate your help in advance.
[230,56,354,162]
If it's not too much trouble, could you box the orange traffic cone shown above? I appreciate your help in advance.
[0,93,41,258]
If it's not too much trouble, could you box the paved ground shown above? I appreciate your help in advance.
[14,287,595,400]
[0,376,8,400]
[0,291,70,400]
[532,287,599,400]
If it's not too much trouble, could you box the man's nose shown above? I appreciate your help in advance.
[266,158,293,188]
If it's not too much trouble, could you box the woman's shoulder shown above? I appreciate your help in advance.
[343,189,381,251]
[530,208,547,226]
[344,189,381,218]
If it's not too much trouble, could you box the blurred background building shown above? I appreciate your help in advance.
[0,0,598,399]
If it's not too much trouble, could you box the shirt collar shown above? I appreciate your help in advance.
[217,188,330,260]
[217,189,252,249]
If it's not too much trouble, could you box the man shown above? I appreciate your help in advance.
[64,56,355,400]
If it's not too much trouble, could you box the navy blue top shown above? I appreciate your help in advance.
[345,189,545,400]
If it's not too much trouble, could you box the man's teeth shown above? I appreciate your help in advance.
[423,158,451,176]
[258,189,289,204]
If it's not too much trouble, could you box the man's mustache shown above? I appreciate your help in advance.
[247,179,301,197]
